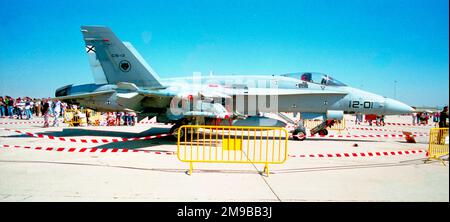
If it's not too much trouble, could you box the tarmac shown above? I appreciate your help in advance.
[0,114,448,202]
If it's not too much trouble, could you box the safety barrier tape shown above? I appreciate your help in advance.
[0,144,175,155]
[306,133,428,138]
[288,149,426,158]
[348,127,429,135]
[2,128,173,144]
[0,120,168,125]
[0,121,45,125]
[1,143,425,160]
[2,128,428,144]
[348,119,434,127]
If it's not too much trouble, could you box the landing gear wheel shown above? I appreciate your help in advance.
[170,125,184,139]
[292,129,306,141]
[170,125,197,140]
[318,129,328,136]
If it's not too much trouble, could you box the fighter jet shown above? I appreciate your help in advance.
[55,26,414,140]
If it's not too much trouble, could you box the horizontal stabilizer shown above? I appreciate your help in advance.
[55,90,115,100]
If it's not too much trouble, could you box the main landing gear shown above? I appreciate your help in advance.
[292,126,307,141]
[310,120,335,136]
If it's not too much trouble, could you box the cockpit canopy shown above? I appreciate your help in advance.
[281,72,347,87]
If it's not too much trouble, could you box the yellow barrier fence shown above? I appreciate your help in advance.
[63,108,103,126]
[425,128,449,166]
[177,125,289,176]
[63,109,85,126]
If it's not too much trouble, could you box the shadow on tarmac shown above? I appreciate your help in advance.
[1,158,441,176]
[36,127,170,138]
[0,160,263,175]
[273,159,431,175]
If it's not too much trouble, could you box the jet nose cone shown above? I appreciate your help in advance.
[384,98,415,115]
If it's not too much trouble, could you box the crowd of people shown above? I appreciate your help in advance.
[0,96,66,119]
[354,113,385,126]
[413,112,432,125]
[0,96,140,128]
[0,96,67,128]
[412,107,449,127]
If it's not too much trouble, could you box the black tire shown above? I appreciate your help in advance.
[170,125,197,140]
[292,129,306,141]
[318,129,328,136]
[170,125,184,140]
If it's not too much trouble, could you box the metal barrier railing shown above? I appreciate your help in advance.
[425,128,449,166]
[177,125,289,176]
[63,108,102,126]
[63,109,86,126]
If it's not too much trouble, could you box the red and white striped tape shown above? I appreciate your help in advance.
[1,143,425,160]
[348,127,429,135]
[0,121,45,125]
[289,149,426,158]
[1,144,175,155]
[348,119,434,127]
[2,128,173,144]
[306,133,428,138]
[0,120,168,125]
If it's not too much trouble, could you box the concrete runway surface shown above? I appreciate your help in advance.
[0,115,448,202]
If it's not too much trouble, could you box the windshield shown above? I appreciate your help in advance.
[282,72,347,86]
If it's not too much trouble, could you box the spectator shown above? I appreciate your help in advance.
[433,112,440,126]
[24,98,33,120]
[130,112,136,126]
[0,96,5,118]
[15,97,25,119]
[7,96,14,118]
[124,112,132,126]
[439,106,448,128]
[412,113,416,124]
[52,100,61,127]
[116,112,123,126]
[42,99,50,127]
[355,112,363,125]
[423,112,429,125]
[47,98,53,116]
[123,112,129,126]
[34,98,41,117]
[379,115,385,126]
[61,102,67,117]
[107,112,115,126]
[376,115,381,126]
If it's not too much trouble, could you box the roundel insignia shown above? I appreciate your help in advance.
[119,60,131,72]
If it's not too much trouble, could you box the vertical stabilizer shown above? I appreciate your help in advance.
[81,26,163,88]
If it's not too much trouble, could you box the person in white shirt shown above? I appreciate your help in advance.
[47,98,53,116]
[52,100,61,127]
[16,98,25,120]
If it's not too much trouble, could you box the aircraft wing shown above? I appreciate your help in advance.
[199,90,232,98]
[232,88,348,96]
[137,89,177,97]
[55,90,116,100]
[137,88,231,99]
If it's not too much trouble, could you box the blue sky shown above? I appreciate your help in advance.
[0,0,448,107]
